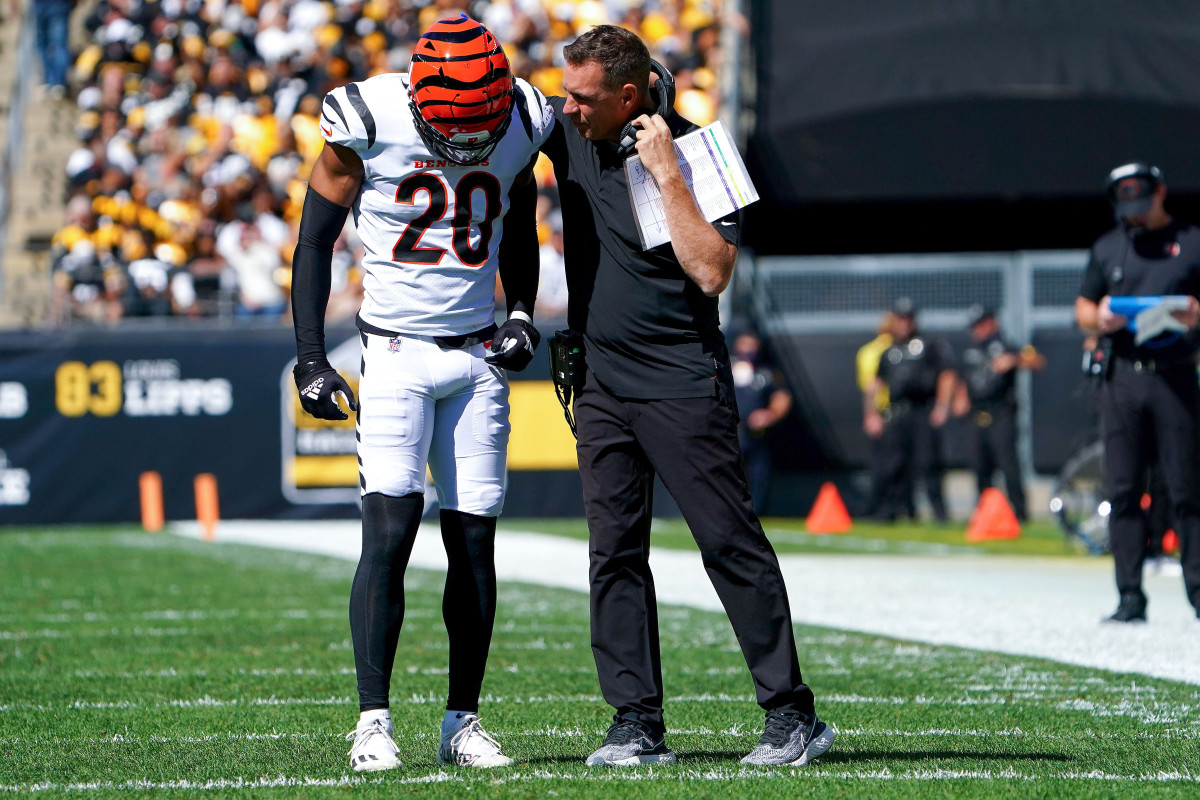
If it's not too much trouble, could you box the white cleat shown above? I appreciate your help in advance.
[437,714,515,767]
[346,718,401,772]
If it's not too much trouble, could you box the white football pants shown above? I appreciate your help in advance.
[357,331,510,516]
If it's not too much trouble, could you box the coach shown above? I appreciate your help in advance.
[1077,162,1200,623]
[528,25,833,768]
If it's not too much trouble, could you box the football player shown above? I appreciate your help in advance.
[290,14,554,771]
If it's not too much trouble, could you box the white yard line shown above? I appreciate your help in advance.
[173,521,1200,685]
[3,767,1200,793]
[6,690,1179,715]
[5,726,1199,748]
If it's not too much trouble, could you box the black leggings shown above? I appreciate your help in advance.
[351,492,498,712]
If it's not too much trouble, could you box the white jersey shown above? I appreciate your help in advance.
[321,74,555,336]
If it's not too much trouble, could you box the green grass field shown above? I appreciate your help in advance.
[2,527,1198,798]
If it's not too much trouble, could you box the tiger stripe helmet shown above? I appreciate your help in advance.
[409,14,515,165]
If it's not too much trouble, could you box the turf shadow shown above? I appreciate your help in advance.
[664,748,1074,766]
[516,754,597,767]
[816,749,1074,765]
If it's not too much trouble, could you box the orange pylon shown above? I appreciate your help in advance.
[966,488,1021,541]
[139,471,164,533]
[195,473,219,541]
[805,482,853,534]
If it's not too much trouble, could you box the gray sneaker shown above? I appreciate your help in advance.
[740,710,836,766]
[585,718,677,766]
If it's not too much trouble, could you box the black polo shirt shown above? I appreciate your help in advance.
[541,96,741,399]
[1079,219,1200,361]
[876,333,954,405]
[960,333,1018,410]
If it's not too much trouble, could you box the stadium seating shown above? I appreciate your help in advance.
[0,0,728,328]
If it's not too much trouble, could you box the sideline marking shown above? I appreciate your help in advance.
[3,768,1200,793]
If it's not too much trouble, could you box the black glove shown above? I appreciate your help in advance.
[293,358,357,420]
[485,316,541,371]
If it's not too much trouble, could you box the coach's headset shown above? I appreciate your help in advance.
[616,59,676,157]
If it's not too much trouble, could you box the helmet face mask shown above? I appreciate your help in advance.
[409,15,514,166]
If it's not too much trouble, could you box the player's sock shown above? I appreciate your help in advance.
[442,710,474,739]
[440,510,498,711]
[351,492,424,711]
[360,708,392,731]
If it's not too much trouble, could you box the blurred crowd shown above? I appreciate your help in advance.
[44,0,734,325]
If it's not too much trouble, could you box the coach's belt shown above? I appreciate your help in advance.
[357,315,497,350]
[1116,355,1193,375]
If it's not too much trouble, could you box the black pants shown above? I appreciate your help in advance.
[875,403,947,522]
[1101,360,1200,608]
[866,433,916,519]
[970,406,1027,521]
[1145,467,1171,558]
[574,374,814,731]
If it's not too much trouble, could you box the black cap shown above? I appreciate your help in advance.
[1105,162,1163,220]
[967,303,994,327]
[892,297,917,318]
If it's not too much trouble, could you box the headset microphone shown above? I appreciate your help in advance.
[617,59,676,157]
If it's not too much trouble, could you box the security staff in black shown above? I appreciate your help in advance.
[1076,162,1200,623]
[527,25,834,768]
[864,298,956,523]
[957,305,1045,522]
[731,329,793,515]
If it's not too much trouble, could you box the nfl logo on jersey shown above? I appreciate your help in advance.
[388,337,403,352]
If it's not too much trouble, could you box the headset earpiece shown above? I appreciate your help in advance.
[648,58,676,117]
[617,59,676,157]
[617,123,638,155]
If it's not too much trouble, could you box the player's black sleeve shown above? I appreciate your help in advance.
[497,156,540,317]
[292,187,351,364]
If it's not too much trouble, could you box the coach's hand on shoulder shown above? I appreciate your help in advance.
[294,359,358,420]
[485,314,540,372]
